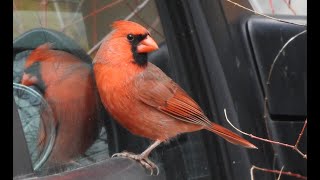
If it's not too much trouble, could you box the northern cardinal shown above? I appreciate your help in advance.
[21,43,101,169]
[93,20,256,174]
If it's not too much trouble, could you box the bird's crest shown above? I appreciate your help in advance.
[111,20,150,36]
[25,43,54,68]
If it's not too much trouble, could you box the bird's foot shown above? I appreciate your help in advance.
[112,151,159,175]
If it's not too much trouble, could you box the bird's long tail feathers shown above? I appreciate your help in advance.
[206,123,257,149]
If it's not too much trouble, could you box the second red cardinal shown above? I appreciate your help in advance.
[21,43,101,169]
[93,20,256,174]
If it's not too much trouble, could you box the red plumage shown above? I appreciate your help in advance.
[21,43,101,168]
[93,20,256,173]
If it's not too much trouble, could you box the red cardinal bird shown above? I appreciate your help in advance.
[93,20,256,174]
[21,43,101,169]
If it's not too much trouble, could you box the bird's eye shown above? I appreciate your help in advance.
[127,34,134,41]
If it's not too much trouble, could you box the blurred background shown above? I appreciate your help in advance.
[13,0,165,57]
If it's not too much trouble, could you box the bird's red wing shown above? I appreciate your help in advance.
[136,64,212,127]
[159,87,214,127]
[135,64,257,149]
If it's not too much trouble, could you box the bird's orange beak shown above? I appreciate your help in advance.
[21,73,38,86]
[137,35,159,53]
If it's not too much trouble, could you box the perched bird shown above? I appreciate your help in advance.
[93,20,256,174]
[21,43,101,169]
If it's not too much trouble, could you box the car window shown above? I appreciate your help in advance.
[13,0,164,176]
[248,0,306,15]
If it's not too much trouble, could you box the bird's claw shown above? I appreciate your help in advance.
[139,157,159,176]
[111,151,159,175]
